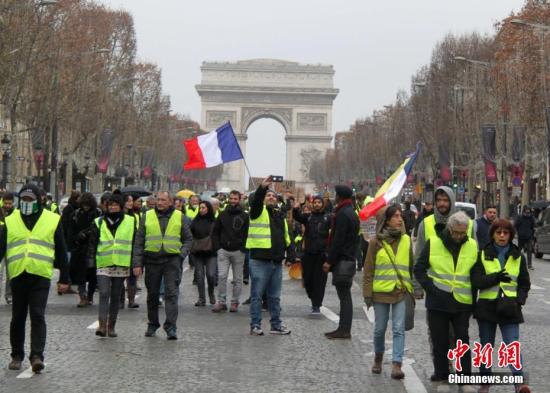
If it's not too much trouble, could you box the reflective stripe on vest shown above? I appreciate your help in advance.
[373,235,413,293]
[95,215,135,268]
[246,205,291,249]
[478,251,521,299]
[424,215,474,241]
[5,209,59,280]
[144,210,183,253]
[428,236,478,304]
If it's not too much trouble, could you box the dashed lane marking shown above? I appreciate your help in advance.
[87,321,99,330]
[17,365,44,379]
[362,305,374,324]
[402,358,428,393]
[320,306,339,323]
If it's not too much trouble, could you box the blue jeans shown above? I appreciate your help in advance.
[477,320,524,376]
[249,259,282,329]
[373,300,406,363]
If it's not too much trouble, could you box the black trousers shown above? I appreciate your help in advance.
[427,309,471,378]
[10,272,51,361]
[335,283,353,333]
[301,252,327,308]
[144,257,182,331]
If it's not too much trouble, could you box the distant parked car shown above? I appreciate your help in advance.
[455,202,477,220]
[533,203,550,258]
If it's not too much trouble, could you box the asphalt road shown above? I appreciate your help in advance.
[0,256,548,393]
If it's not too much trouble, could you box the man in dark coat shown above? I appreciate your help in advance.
[514,206,536,270]
[475,205,497,250]
[293,195,330,314]
[323,185,359,339]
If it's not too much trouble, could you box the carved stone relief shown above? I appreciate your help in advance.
[206,111,236,129]
[297,113,327,131]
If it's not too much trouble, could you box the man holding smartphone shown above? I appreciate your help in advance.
[246,176,294,336]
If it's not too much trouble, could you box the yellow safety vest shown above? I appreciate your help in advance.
[424,214,474,241]
[478,251,520,300]
[95,215,135,268]
[373,235,413,293]
[5,209,59,280]
[185,206,198,220]
[246,205,291,249]
[144,209,182,253]
[428,236,478,304]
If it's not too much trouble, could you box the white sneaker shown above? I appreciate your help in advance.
[250,326,264,336]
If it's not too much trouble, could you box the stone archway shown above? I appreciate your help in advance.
[196,59,339,192]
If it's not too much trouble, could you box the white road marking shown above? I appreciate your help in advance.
[542,278,550,282]
[530,284,545,290]
[87,321,99,330]
[402,358,428,393]
[542,300,550,306]
[320,306,339,323]
[17,365,42,379]
[362,306,375,324]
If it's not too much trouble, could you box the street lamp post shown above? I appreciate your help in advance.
[1,134,11,190]
[511,18,550,201]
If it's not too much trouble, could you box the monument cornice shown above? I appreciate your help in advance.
[196,84,339,97]
[201,59,335,75]
[284,135,333,143]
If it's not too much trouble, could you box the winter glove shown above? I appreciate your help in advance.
[496,270,512,283]
[364,297,373,309]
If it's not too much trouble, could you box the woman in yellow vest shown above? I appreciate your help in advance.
[86,193,135,338]
[363,205,413,380]
[472,219,531,393]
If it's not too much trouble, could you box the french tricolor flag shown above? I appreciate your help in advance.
[183,122,244,170]
[359,143,421,221]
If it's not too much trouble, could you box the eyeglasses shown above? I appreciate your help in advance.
[450,229,467,237]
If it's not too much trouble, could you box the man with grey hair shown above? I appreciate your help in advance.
[414,211,478,391]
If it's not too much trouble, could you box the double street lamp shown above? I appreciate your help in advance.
[510,18,550,201]
[1,134,11,190]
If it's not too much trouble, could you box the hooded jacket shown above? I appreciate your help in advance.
[363,207,413,303]
[414,228,475,313]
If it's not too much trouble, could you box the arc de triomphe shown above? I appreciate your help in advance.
[195,59,339,192]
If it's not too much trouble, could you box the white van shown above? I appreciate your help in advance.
[455,202,477,220]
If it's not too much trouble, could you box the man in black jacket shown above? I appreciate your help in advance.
[323,185,359,339]
[293,195,330,314]
[247,177,294,336]
[514,206,536,270]
[211,190,249,313]
[475,205,497,250]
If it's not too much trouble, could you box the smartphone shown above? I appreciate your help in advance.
[271,175,284,182]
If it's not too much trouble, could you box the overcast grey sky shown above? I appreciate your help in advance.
[101,0,523,178]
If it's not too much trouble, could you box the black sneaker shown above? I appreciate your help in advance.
[144,325,159,337]
[270,325,291,335]
[325,330,351,339]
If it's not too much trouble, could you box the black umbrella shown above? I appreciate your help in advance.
[121,185,152,198]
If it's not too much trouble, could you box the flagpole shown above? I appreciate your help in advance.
[226,121,257,190]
